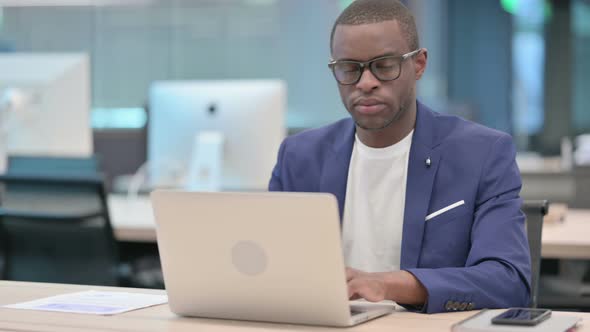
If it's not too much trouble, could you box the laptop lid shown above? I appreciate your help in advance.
[151,190,357,326]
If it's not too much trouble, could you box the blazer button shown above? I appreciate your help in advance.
[466,302,475,310]
[445,300,454,311]
[459,302,468,311]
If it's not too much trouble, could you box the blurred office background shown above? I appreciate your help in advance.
[0,0,589,310]
[1,0,589,156]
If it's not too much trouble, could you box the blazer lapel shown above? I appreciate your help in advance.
[319,120,355,221]
[400,103,441,269]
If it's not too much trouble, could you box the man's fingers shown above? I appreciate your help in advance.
[346,267,365,281]
[345,267,357,281]
[347,278,386,302]
[348,278,372,300]
[347,278,362,299]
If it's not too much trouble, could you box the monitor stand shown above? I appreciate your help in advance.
[185,131,224,192]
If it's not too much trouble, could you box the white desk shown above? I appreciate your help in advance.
[541,209,590,259]
[0,281,586,332]
[108,194,590,259]
[108,195,156,242]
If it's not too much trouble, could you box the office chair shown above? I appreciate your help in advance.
[6,155,100,177]
[0,156,121,286]
[522,199,549,308]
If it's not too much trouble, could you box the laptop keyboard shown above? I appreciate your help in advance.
[350,308,366,316]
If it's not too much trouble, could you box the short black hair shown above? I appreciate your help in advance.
[330,0,419,53]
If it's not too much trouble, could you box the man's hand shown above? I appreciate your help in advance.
[346,267,388,302]
[346,267,428,306]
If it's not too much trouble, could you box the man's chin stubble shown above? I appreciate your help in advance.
[354,106,405,131]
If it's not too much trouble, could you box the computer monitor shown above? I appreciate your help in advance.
[0,53,92,158]
[148,80,286,191]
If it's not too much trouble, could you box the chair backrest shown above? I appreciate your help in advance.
[0,156,119,286]
[522,200,549,308]
[6,155,100,178]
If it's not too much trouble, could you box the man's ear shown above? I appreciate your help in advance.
[414,48,428,80]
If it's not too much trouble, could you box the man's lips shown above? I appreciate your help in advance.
[354,99,386,114]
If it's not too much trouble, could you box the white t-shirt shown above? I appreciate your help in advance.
[342,130,413,272]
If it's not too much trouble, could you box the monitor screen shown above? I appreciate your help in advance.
[148,80,286,191]
[0,53,92,158]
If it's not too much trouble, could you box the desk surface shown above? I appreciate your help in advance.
[0,281,586,332]
[541,209,590,259]
[109,195,156,242]
[108,195,590,259]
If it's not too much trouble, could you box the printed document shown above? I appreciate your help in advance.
[4,290,168,315]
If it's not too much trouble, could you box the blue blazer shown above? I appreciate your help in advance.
[269,102,531,313]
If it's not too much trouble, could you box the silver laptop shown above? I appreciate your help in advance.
[151,190,394,327]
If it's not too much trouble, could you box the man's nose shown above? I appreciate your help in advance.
[355,67,380,92]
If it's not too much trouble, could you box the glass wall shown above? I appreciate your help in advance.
[510,0,546,149]
[0,0,347,129]
[572,0,590,135]
[0,0,587,153]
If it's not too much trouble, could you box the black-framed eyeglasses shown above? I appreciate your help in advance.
[328,48,422,85]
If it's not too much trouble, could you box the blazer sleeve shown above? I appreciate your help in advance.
[405,134,532,313]
[268,139,287,191]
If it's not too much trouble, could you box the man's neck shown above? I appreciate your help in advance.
[356,104,417,148]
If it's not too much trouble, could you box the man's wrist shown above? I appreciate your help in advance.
[379,270,427,305]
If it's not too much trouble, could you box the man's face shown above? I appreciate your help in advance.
[331,20,425,131]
